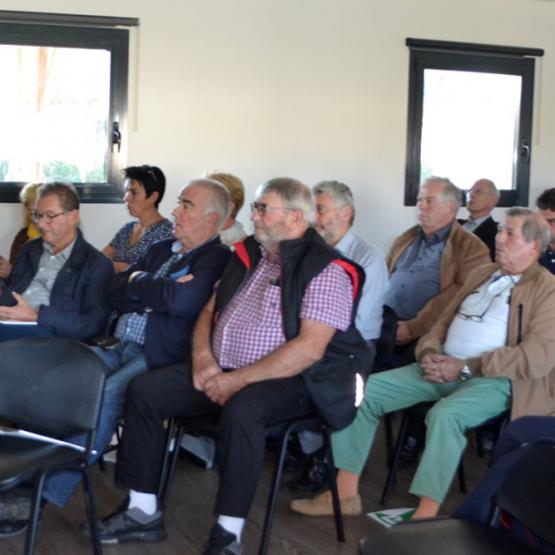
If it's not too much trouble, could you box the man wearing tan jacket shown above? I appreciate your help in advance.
[383,177,490,361]
[292,207,555,520]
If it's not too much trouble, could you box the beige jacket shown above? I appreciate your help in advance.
[416,263,555,419]
[387,222,490,338]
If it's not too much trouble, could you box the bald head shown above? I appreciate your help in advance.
[466,178,499,219]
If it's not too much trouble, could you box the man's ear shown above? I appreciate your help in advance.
[339,204,353,224]
[206,211,220,227]
[68,209,81,226]
[288,208,305,226]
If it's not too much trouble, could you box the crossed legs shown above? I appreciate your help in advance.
[300,363,510,517]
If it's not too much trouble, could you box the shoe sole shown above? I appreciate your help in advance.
[0,520,29,538]
[100,529,167,544]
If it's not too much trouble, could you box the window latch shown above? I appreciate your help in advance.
[112,122,122,152]
[520,139,530,163]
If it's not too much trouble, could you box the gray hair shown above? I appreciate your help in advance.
[36,182,80,211]
[256,177,315,225]
[187,178,230,231]
[506,207,551,254]
[313,180,355,225]
[422,176,463,210]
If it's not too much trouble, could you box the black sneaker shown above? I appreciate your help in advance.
[0,488,36,538]
[0,518,28,538]
[0,488,32,521]
[202,523,243,555]
[83,504,166,544]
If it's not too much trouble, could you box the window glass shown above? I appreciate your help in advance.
[0,45,110,183]
[420,69,522,191]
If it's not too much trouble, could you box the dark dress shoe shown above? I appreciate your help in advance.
[202,523,243,555]
[281,452,305,485]
[291,455,329,493]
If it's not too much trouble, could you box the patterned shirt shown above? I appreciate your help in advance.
[115,241,185,345]
[22,239,76,310]
[212,247,353,369]
[109,219,173,264]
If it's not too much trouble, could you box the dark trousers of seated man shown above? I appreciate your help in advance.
[115,362,313,516]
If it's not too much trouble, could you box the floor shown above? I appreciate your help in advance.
[1,420,491,554]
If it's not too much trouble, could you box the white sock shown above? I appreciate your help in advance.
[128,490,157,515]
[217,515,245,541]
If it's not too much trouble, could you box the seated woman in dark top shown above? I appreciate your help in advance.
[0,182,41,278]
[103,165,173,272]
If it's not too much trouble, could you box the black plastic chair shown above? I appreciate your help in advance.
[380,403,508,505]
[0,337,107,555]
[360,440,555,555]
[157,414,345,555]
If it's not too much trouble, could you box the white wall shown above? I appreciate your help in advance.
[0,0,554,254]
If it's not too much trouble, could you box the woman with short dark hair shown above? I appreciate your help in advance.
[103,165,173,272]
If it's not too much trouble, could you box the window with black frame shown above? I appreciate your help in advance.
[404,38,543,207]
[0,11,138,203]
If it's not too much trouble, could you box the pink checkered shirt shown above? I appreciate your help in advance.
[212,246,354,369]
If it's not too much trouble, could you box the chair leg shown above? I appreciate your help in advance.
[157,419,185,509]
[24,473,47,555]
[457,459,467,494]
[380,413,409,506]
[258,423,294,555]
[82,466,103,555]
[383,413,395,468]
[323,427,345,543]
[476,428,485,459]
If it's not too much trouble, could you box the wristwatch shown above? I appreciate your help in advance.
[459,365,472,381]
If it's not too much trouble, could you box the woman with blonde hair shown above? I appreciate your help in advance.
[0,182,41,277]
[205,171,247,246]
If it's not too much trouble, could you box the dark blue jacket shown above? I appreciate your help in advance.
[0,231,114,341]
[110,236,230,370]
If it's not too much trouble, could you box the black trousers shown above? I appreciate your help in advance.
[115,362,312,517]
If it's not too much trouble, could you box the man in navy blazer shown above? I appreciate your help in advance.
[0,178,231,531]
[0,182,114,341]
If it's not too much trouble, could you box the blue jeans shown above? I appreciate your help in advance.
[42,341,148,507]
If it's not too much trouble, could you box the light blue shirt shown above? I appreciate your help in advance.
[22,239,76,310]
[335,229,389,341]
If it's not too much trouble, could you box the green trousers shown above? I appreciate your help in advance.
[332,363,510,503]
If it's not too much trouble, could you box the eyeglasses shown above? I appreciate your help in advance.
[455,293,501,323]
[30,210,68,223]
[455,276,515,322]
[250,202,296,216]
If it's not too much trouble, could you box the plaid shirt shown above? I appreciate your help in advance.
[212,247,353,369]
[115,246,184,345]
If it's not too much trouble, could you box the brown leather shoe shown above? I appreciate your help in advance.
[290,491,362,516]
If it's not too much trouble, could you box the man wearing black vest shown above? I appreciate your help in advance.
[89,177,369,554]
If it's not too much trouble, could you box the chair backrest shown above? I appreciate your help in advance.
[0,337,107,438]
[496,440,555,547]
